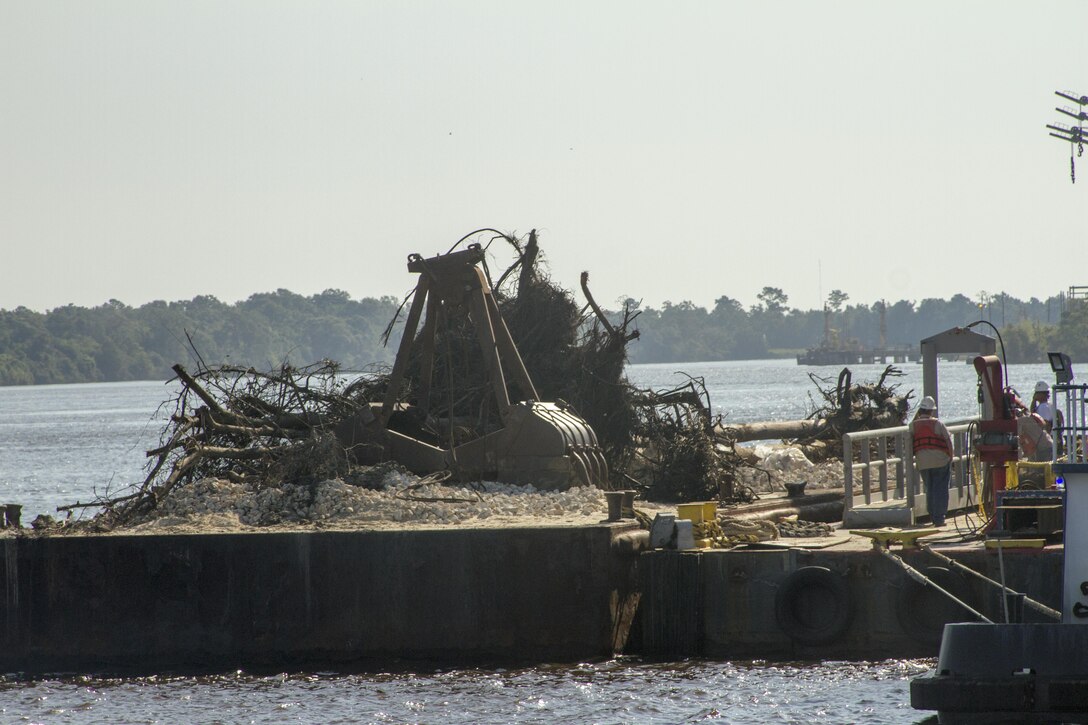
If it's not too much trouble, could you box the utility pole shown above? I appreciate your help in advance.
[1048,90,1087,183]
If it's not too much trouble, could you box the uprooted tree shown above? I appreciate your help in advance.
[719,365,912,459]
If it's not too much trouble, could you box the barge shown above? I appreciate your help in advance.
[0,501,1060,676]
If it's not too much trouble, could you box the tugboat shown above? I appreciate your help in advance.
[911,351,1088,723]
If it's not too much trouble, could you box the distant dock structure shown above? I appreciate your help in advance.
[796,345,916,366]
[796,298,916,365]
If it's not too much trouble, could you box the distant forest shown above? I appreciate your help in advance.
[0,290,401,386]
[1,287,1085,386]
[627,288,1079,364]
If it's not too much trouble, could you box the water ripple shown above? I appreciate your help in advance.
[1,658,935,724]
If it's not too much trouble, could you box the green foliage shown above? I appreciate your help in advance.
[1052,301,1088,361]
[625,291,1065,365]
[0,292,400,386]
[1001,320,1054,364]
[826,289,849,312]
[0,287,1072,385]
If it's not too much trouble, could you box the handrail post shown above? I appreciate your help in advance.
[903,429,917,514]
[878,435,889,501]
[953,428,965,494]
[843,432,854,514]
[860,439,872,500]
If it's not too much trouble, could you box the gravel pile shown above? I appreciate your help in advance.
[138,468,607,528]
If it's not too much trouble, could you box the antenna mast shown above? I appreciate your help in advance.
[1048,90,1087,183]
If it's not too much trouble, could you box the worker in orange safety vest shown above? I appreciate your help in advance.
[910,396,954,526]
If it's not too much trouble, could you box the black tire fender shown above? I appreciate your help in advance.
[775,565,854,646]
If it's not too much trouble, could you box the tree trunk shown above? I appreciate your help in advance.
[716,418,829,443]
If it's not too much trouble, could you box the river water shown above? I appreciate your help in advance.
[0,358,1054,723]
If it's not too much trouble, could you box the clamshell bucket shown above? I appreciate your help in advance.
[374,243,609,490]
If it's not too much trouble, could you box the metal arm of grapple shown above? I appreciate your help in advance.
[380,244,540,427]
[381,273,429,426]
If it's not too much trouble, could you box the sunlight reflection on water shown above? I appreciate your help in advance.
[0,659,936,724]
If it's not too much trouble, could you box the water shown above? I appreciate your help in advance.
[1,660,931,724]
[626,358,1054,425]
[0,359,1055,723]
[0,380,175,523]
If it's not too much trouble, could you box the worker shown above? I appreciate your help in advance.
[911,396,954,526]
[1031,381,1055,432]
[1017,406,1054,462]
[1031,380,1065,457]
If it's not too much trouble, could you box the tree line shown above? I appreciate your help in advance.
[0,287,1083,386]
[623,288,1078,364]
[0,290,400,386]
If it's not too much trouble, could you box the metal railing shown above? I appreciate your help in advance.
[1054,383,1088,464]
[842,419,977,522]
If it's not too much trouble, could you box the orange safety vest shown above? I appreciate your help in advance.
[912,418,951,456]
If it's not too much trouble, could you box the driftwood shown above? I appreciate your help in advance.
[718,418,830,443]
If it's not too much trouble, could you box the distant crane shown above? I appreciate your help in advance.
[1048,90,1087,183]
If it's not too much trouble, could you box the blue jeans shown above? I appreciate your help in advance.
[920,464,951,525]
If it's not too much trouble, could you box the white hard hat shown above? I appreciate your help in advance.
[1035,381,1049,393]
[919,396,937,411]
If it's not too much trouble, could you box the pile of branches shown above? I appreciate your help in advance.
[59,229,769,529]
[63,360,374,530]
[717,365,911,463]
[792,365,912,459]
[628,377,753,504]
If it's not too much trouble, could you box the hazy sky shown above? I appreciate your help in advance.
[2,1,1085,314]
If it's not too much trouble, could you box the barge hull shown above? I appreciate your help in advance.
[1,526,636,675]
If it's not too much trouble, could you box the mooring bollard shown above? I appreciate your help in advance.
[2,504,21,529]
[605,491,624,521]
[785,481,807,498]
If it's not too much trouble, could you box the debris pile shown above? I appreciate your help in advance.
[48,231,911,532]
[128,466,606,529]
[59,359,376,529]
[796,365,911,458]
[721,365,911,462]
[629,377,750,503]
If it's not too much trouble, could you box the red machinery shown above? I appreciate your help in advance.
[972,354,1019,517]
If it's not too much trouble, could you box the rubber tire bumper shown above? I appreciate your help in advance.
[775,565,854,646]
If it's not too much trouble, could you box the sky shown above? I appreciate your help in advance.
[1,1,1086,314]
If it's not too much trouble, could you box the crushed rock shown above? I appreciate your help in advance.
[120,468,609,533]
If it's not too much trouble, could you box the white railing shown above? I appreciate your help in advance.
[1055,383,1088,464]
[842,419,977,523]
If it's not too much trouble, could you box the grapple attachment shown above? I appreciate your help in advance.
[373,242,610,490]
